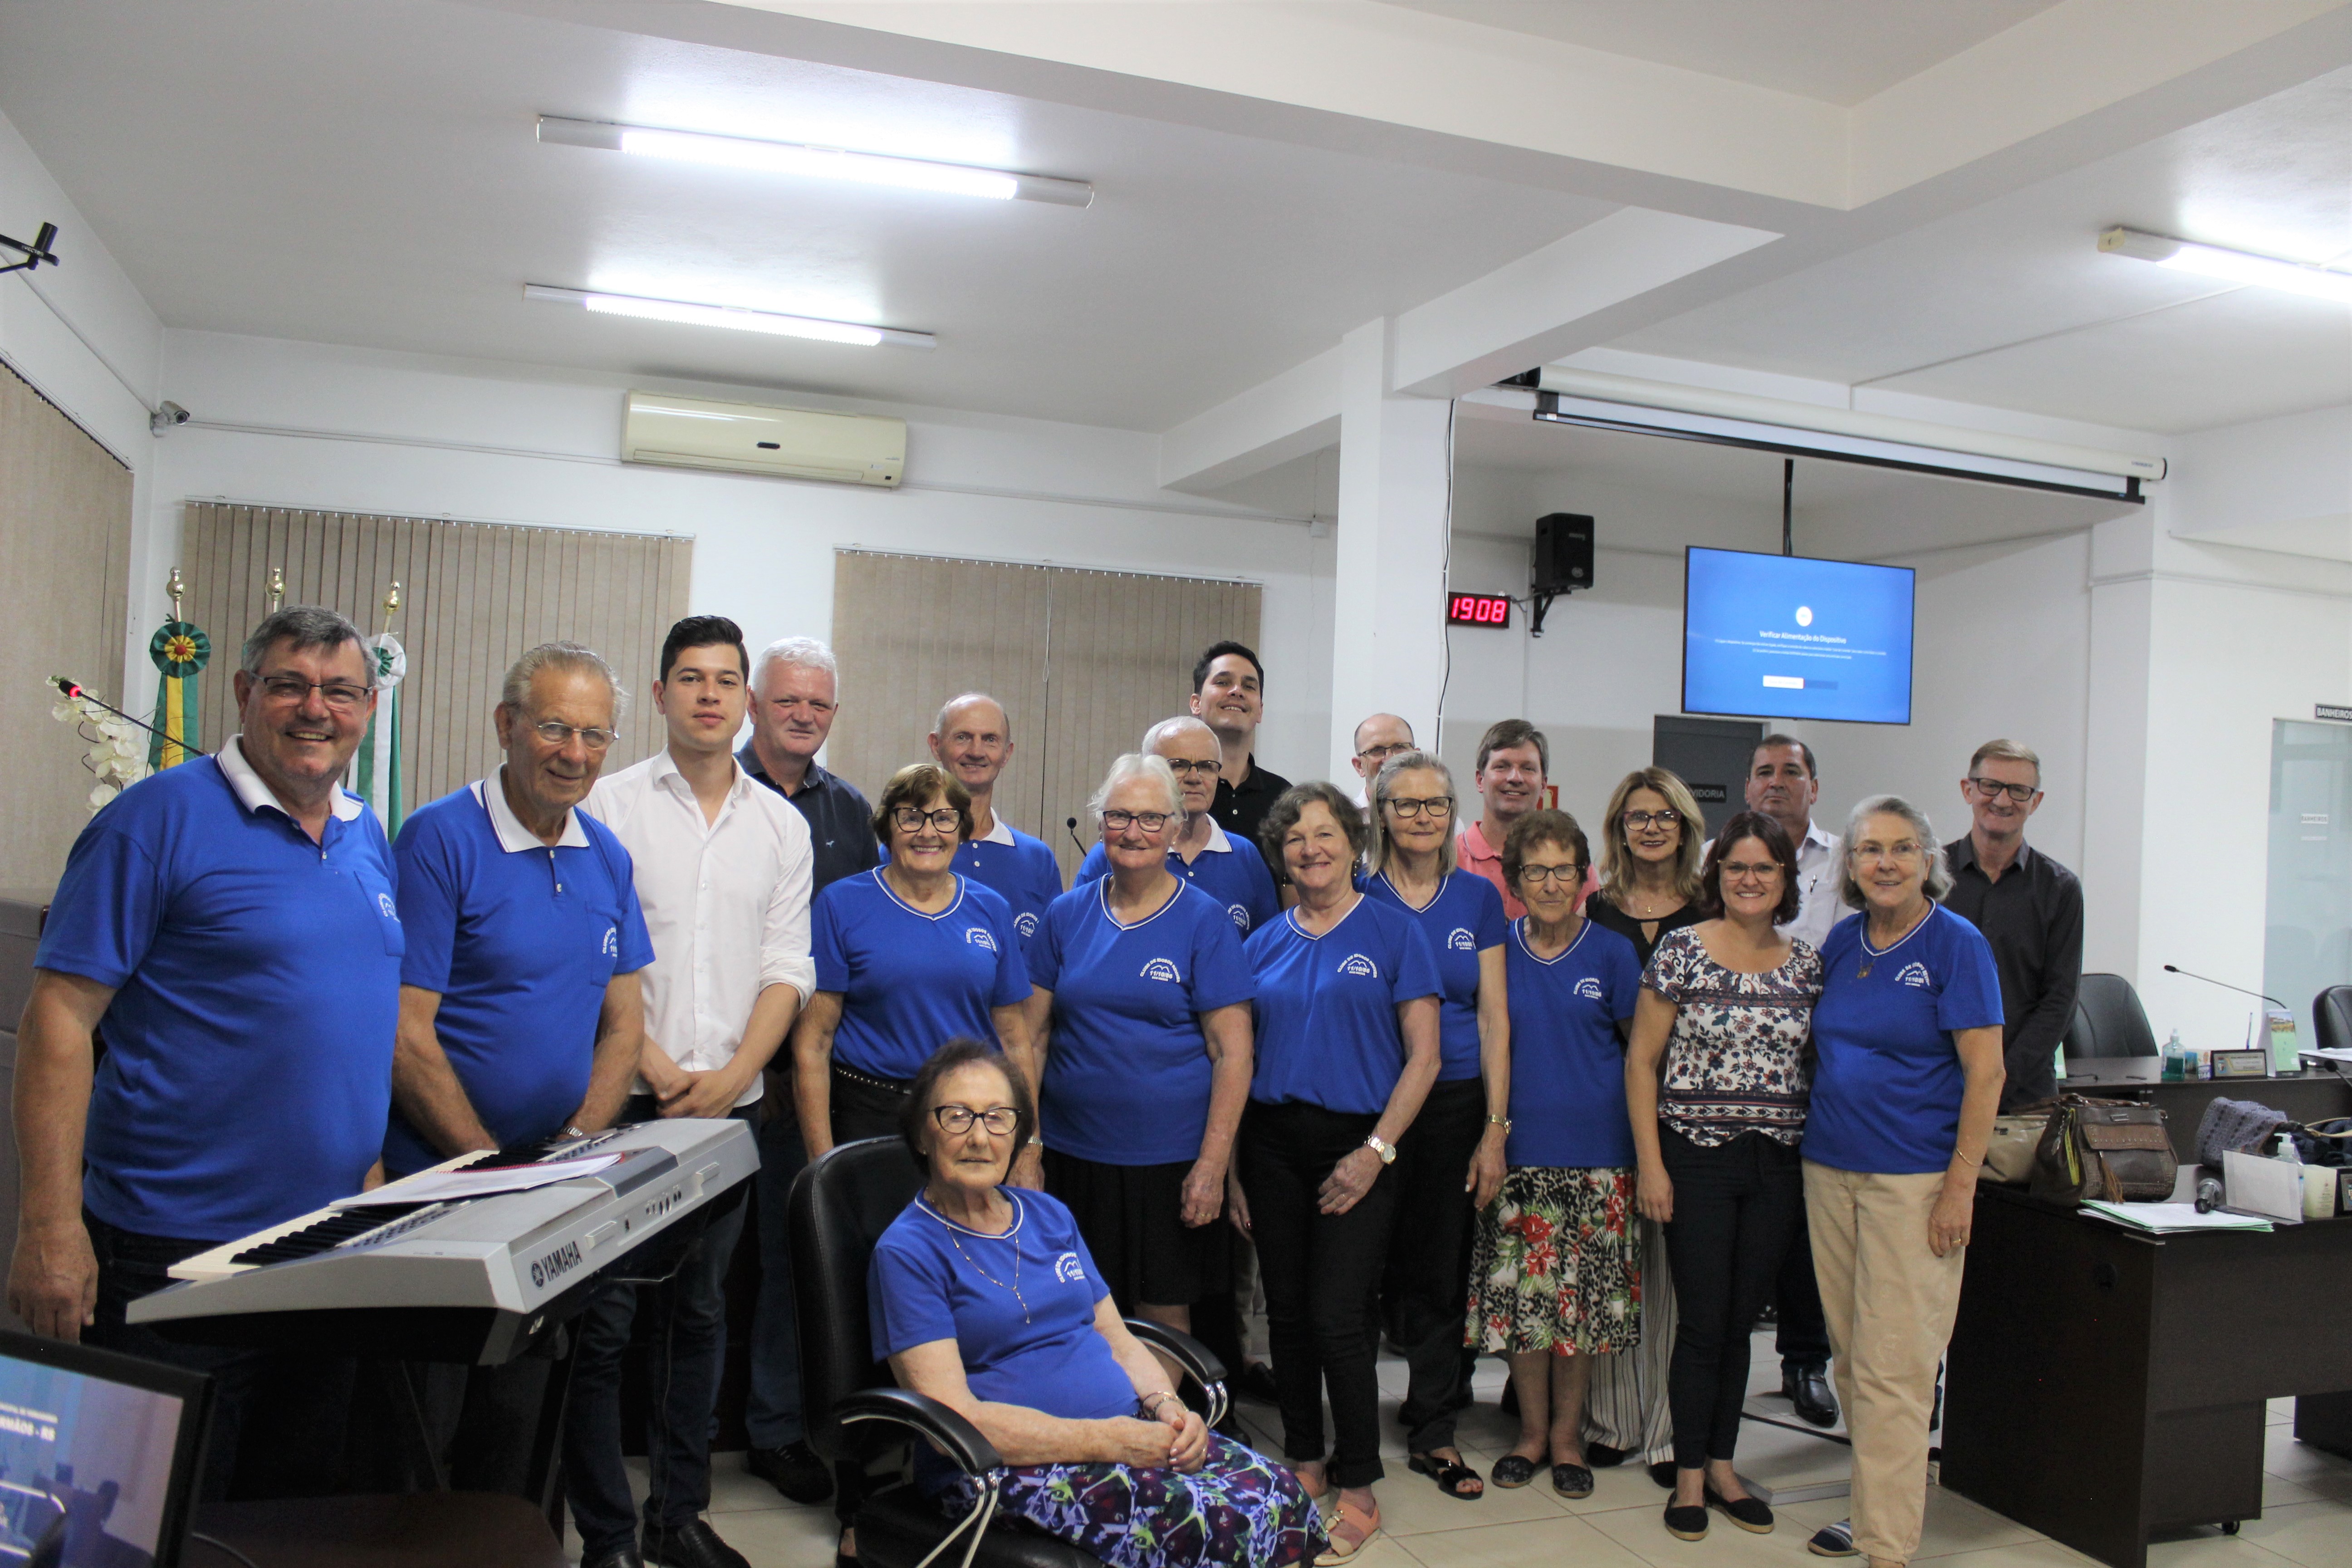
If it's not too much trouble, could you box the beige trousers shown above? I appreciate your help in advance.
[1803,1161,1965,1566]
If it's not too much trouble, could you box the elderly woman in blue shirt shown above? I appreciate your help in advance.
[872,1039,1325,1568]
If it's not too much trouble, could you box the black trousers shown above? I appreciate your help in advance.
[1387,1078,1483,1455]
[1658,1127,1804,1468]
[1239,1100,1398,1490]
[1774,1202,1831,1367]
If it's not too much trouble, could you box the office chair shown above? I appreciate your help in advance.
[2314,986,2352,1055]
[2062,973,2159,1060]
[788,1137,1230,1568]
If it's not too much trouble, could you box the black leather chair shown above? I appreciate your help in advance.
[788,1137,1229,1568]
[2062,972,2159,1061]
[2314,986,2352,1055]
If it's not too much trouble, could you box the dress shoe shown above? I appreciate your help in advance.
[642,1519,750,1568]
[1784,1361,1838,1427]
[748,1440,835,1504]
[583,1548,643,1568]
[1236,1359,1282,1405]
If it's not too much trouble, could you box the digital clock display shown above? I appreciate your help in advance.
[1446,592,1513,628]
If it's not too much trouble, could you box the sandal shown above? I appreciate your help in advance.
[1291,1464,1331,1503]
[1489,1454,1538,1489]
[1408,1451,1484,1499]
[1315,1495,1380,1565]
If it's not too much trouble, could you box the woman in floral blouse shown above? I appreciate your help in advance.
[1624,811,1823,1544]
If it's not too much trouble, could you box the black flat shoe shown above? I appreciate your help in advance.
[1647,1460,1676,1489]
[1705,1488,1774,1534]
[1489,1454,1537,1489]
[1584,1442,1629,1468]
[1664,1502,1709,1541]
[1408,1451,1485,1499]
[1550,1463,1593,1499]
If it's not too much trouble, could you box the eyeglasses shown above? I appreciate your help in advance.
[1622,809,1681,829]
[1102,809,1173,833]
[258,674,372,710]
[1163,759,1221,779]
[931,1104,1020,1136]
[1967,776,2038,803]
[1357,743,1413,761]
[1718,860,1784,882]
[1515,863,1581,887]
[1385,795,1455,819]
[530,720,615,750]
[893,807,962,833]
[1851,843,1924,863]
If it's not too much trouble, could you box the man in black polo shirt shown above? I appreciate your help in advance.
[1942,738,2083,1111]
[735,636,876,1504]
[1190,641,1290,853]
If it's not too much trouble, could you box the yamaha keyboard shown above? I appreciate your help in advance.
[126,1118,757,1362]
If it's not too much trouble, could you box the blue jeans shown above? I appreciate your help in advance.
[564,1103,754,1557]
[744,1105,808,1450]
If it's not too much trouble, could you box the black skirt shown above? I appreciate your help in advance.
[1043,1148,1232,1311]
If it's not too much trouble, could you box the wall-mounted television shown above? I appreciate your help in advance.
[1682,547,1916,725]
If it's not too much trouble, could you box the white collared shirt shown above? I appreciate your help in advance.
[587,750,815,1104]
[971,810,1016,847]
[219,734,366,823]
[471,766,590,851]
[1781,820,1845,951]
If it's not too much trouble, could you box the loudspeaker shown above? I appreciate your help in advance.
[1534,513,1593,595]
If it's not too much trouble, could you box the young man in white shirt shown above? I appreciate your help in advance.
[570,616,816,1568]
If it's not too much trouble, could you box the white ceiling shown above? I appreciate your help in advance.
[1374,0,2062,105]
[0,0,1611,431]
[1610,66,2352,434]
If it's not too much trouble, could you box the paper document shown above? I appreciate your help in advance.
[331,1154,620,1209]
[2080,1201,2272,1234]
[2220,1151,2306,1223]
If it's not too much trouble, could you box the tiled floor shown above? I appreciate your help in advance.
[593,1333,2352,1567]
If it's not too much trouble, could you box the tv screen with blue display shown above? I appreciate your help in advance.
[1682,547,1916,725]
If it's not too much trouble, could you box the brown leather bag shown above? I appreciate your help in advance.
[2030,1094,2176,1204]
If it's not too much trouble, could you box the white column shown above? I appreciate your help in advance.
[1327,318,1453,781]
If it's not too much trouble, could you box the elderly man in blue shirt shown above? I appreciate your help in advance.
[389,640,653,1494]
[10,606,400,1498]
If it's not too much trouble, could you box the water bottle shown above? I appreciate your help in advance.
[2162,1029,2185,1082]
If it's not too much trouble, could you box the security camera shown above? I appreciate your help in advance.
[149,401,189,435]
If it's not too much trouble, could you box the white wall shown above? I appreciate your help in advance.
[148,330,1338,789]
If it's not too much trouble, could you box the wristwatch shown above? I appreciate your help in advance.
[559,1124,588,1141]
[1362,1134,1396,1165]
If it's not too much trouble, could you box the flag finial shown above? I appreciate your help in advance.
[267,566,285,614]
[382,580,402,635]
[165,566,183,620]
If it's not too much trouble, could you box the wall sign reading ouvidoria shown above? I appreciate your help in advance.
[1682,547,1917,726]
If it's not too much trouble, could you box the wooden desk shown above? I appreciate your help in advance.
[186,1493,567,1568]
[2060,1072,2352,1163]
[1945,1186,2352,1568]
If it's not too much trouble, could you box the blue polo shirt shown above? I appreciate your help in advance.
[1245,896,1442,1116]
[35,744,402,1242]
[1029,879,1256,1165]
[1805,904,2005,1176]
[1358,869,1506,1082]
[386,774,653,1174]
[1077,822,1280,937]
[955,823,1065,951]
[813,871,1033,1081]
[1504,918,1642,1168]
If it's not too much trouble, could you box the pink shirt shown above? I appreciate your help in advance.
[1457,821,1600,921]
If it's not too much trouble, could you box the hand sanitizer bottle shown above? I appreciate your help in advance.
[2162,1029,2185,1082]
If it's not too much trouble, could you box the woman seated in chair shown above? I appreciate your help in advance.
[870,1039,1329,1568]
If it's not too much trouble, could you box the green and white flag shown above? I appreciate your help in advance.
[348,633,407,833]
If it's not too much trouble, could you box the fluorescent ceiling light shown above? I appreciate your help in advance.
[2099,226,2352,304]
[538,116,1093,208]
[523,285,936,350]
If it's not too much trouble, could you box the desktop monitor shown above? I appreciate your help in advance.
[0,1329,211,1568]
[1681,546,1917,725]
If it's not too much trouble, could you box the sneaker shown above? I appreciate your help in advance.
[747,1441,834,1504]
[1807,1518,1857,1558]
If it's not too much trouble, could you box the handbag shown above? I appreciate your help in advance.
[2195,1096,2291,1168]
[2031,1094,2176,1204]
[1984,1105,2052,1186]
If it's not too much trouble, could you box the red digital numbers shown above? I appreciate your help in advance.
[1446,593,1511,628]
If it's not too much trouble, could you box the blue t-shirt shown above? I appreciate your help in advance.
[1504,918,1642,1169]
[1804,905,2005,1175]
[35,757,402,1241]
[1245,896,1443,1116]
[1029,880,1257,1165]
[813,871,1033,1080]
[888,827,1066,953]
[869,1188,1134,1426]
[1357,869,1507,1082]
[1076,830,1280,938]
[387,781,655,1174]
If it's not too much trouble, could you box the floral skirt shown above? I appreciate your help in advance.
[1465,1165,1642,1356]
[941,1432,1328,1568]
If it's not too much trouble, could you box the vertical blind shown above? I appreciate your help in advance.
[828,549,1262,880]
[185,504,692,812]
[0,361,132,888]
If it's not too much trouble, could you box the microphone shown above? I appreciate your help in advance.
[2162,964,2287,1010]
[53,676,174,747]
[1066,815,1083,852]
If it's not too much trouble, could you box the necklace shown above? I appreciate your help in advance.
[1857,907,1930,979]
[921,1193,1033,1324]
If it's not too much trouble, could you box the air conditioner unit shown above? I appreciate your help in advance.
[622,391,905,487]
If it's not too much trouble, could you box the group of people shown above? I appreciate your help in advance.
[7,606,2087,1568]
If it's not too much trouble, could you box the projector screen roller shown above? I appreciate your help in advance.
[1682,547,1916,725]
